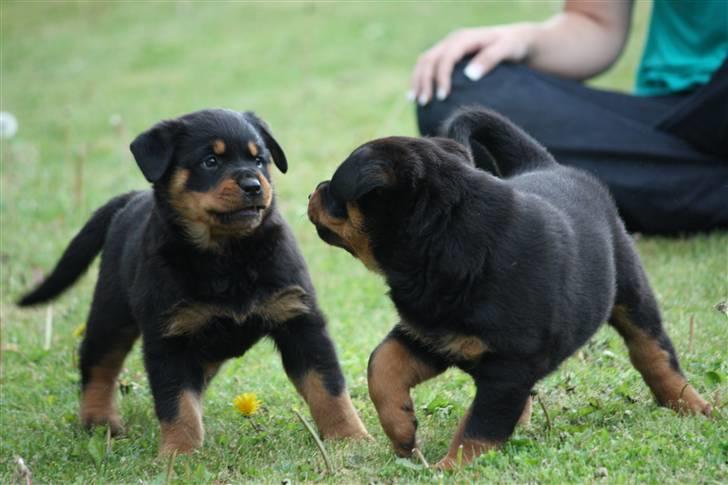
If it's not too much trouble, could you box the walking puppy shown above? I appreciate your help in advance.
[307,108,711,468]
[20,109,368,455]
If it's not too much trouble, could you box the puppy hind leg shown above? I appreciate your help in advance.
[79,315,139,435]
[609,236,711,416]
[367,330,448,457]
[610,304,711,416]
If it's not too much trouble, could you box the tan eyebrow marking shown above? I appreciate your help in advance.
[247,141,259,157]
[212,139,226,155]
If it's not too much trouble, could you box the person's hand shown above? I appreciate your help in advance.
[410,23,537,105]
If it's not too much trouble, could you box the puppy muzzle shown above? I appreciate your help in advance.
[307,182,355,255]
[210,170,270,224]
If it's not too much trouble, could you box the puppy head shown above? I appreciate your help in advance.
[307,136,471,273]
[130,109,287,250]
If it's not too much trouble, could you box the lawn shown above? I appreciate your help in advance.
[1,1,726,483]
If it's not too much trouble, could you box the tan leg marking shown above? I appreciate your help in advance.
[159,390,204,456]
[611,305,711,416]
[433,407,501,469]
[203,361,223,388]
[80,351,126,435]
[295,372,369,439]
[517,395,533,427]
[368,338,443,456]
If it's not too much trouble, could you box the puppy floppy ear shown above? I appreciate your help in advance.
[130,119,183,183]
[330,156,394,201]
[243,112,288,174]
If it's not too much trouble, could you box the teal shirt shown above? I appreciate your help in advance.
[636,0,728,95]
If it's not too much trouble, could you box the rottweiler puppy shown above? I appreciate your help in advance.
[19,109,368,455]
[307,107,711,468]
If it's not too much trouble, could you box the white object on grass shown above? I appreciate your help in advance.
[0,112,18,138]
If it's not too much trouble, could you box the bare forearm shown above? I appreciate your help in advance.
[410,0,633,103]
[525,1,633,80]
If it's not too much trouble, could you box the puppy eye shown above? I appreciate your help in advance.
[255,156,264,168]
[202,155,219,169]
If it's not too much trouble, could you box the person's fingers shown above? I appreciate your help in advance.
[463,38,511,81]
[434,33,494,100]
[417,56,436,105]
[410,51,431,102]
[410,28,503,103]
[412,48,442,105]
[433,50,458,101]
[408,57,423,101]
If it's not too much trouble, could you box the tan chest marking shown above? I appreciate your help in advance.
[442,335,489,360]
[164,285,310,337]
[399,323,489,361]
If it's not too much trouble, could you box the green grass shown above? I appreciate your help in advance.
[1,1,726,483]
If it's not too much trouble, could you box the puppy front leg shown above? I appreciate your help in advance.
[273,313,369,440]
[435,359,534,469]
[368,328,448,457]
[144,342,206,456]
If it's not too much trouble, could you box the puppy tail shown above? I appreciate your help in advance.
[17,192,136,307]
[442,107,557,177]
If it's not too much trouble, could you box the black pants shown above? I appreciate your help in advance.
[417,60,728,235]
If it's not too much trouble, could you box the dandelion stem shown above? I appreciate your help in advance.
[413,447,430,468]
[293,408,334,475]
[536,392,552,433]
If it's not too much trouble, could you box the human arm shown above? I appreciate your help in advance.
[411,0,634,104]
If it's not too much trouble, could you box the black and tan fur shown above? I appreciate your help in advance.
[19,109,368,455]
[308,107,711,468]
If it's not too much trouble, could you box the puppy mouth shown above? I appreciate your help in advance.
[314,224,355,256]
[210,206,265,224]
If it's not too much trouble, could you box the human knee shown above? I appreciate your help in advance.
[417,62,537,136]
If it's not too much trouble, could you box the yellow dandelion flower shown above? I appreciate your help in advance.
[73,323,86,338]
[233,392,261,416]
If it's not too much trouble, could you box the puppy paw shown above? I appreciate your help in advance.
[667,384,713,417]
[320,418,371,441]
[433,457,457,470]
[81,410,124,436]
[378,405,418,457]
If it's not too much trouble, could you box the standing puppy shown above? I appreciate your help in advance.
[307,108,710,468]
[19,109,368,455]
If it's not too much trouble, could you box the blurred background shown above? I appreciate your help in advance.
[2,2,725,483]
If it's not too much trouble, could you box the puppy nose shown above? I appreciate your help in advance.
[238,176,261,195]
